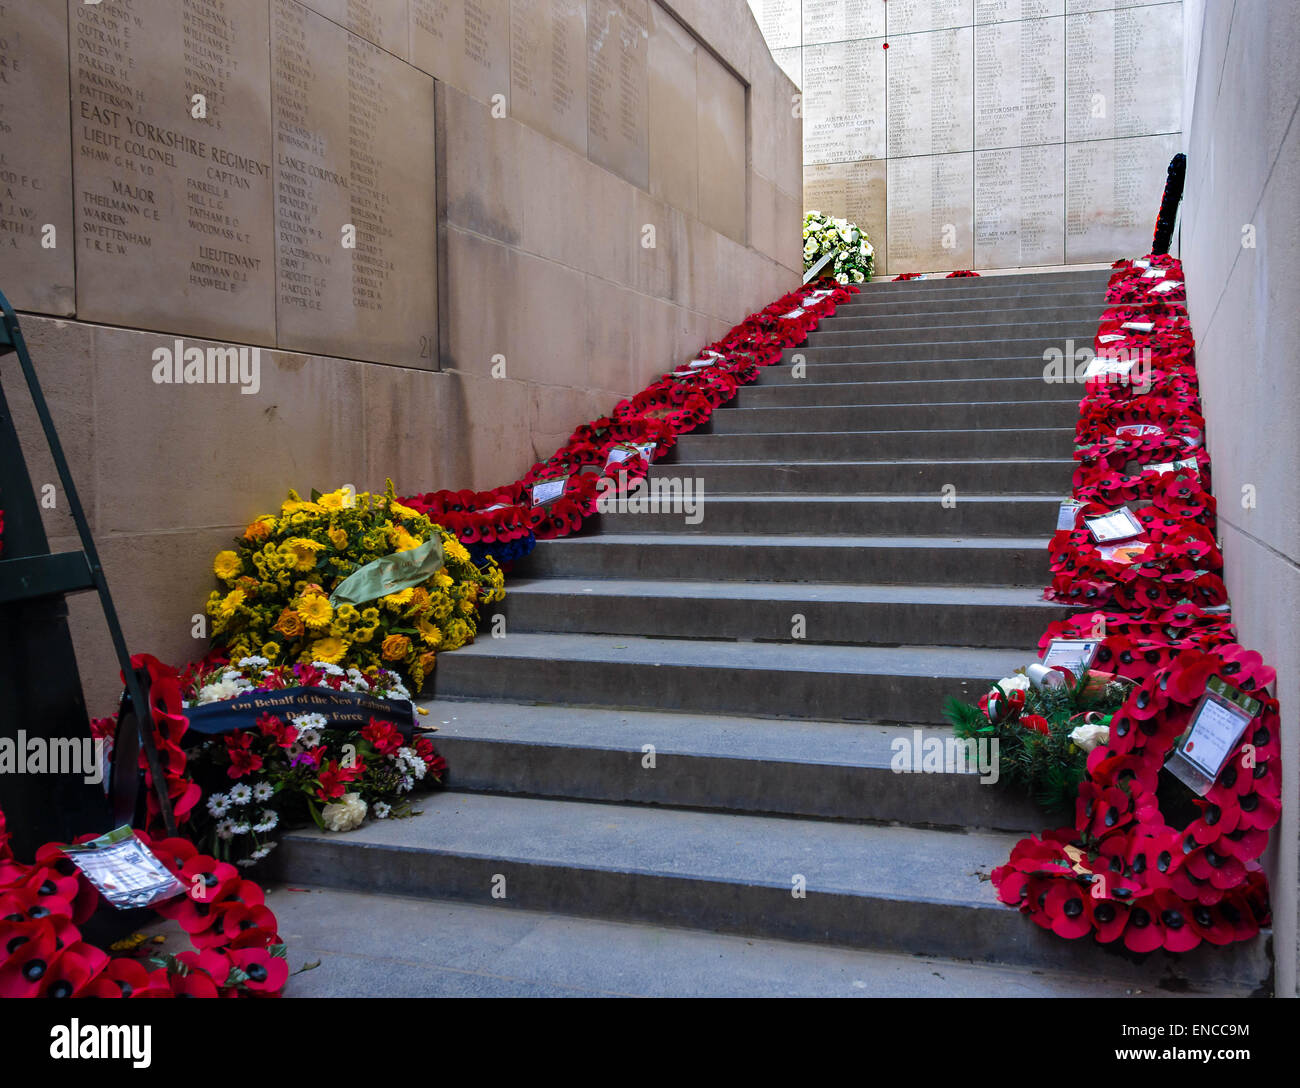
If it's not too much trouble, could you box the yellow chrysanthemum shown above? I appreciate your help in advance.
[328,527,349,551]
[389,526,423,553]
[213,550,243,581]
[360,608,380,624]
[443,537,472,564]
[318,488,357,511]
[281,537,326,573]
[260,641,282,660]
[297,594,333,630]
[217,589,246,620]
[433,571,454,589]
[309,637,349,664]
[336,603,360,624]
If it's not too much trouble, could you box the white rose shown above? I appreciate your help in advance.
[321,792,368,832]
[836,272,849,284]
[1070,724,1110,753]
[851,269,865,283]
[998,674,1031,694]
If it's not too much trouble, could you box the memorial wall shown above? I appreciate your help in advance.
[747,0,1183,274]
[0,0,802,708]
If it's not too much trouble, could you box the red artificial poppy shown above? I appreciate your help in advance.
[230,947,289,994]
[0,916,59,997]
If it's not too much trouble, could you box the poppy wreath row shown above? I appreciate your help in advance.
[0,806,287,997]
[990,257,1280,953]
[401,282,855,550]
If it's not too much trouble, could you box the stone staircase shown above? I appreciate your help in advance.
[277,268,1269,995]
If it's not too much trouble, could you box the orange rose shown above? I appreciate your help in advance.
[273,608,305,639]
[381,634,412,662]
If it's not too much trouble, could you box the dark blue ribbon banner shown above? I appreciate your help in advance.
[183,687,416,738]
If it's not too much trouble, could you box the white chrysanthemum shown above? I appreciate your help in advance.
[399,775,415,793]
[229,783,253,805]
[291,712,328,731]
[237,656,270,670]
[312,661,345,676]
[254,809,279,834]
[207,793,230,818]
[373,802,392,819]
[321,792,367,832]
[232,821,252,836]
[216,820,236,841]
[196,674,254,705]
[253,782,274,802]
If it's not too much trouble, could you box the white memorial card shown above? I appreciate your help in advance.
[1057,500,1083,532]
[531,478,568,507]
[60,826,188,910]
[1041,639,1100,679]
[1165,677,1263,796]
[1085,507,1143,543]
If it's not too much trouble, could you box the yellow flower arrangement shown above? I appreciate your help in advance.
[205,481,505,693]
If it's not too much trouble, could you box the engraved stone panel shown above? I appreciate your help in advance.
[587,0,649,189]
[802,0,885,46]
[71,0,276,344]
[886,26,974,158]
[410,0,511,104]
[886,0,974,35]
[303,0,411,59]
[886,152,974,272]
[510,0,588,154]
[647,1,697,215]
[975,0,1064,22]
[975,143,1064,266]
[696,49,746,244]
[746,0,801,51]
[1066,132,1178,263]
[974,16,1064,149]
[804,37,886,164]
[0,0,75,315]
[272,0,436,366]
[1065,5,1182,143]
[803,159,886,266]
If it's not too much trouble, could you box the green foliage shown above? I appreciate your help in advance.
[943,679,1132,817]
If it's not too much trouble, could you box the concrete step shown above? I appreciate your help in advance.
[757,357,1057,385]
[669,428,1074,462]
[275,792,1267,990]
[815,303,1106,332]
[859,268,1111,295]
[425,702,1042,829]
[731,376,1074,408]
[595,493,1061,537]
[833,290,1108,317]
[650,459,1072,495]
[496,577,1066,649]
[515,533,1052,587]
[265,887,1233,998]
[706,401,1079,433]
[433,632,1028,723]
[805,321,1099,348]
[790,336,1081,361]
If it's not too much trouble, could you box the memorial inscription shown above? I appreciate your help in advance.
[272,0,436,366]
[587,0,649,189]
[511,0,588,155]
[0,0,75,315]
[71,0,277,344]
[410,0,511,103]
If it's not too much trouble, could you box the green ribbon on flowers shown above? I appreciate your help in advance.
[329,537,445,607]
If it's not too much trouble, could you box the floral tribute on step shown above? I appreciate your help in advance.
[950,256,1279,954]
[401,281,856,551]
[0,806,287,997]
